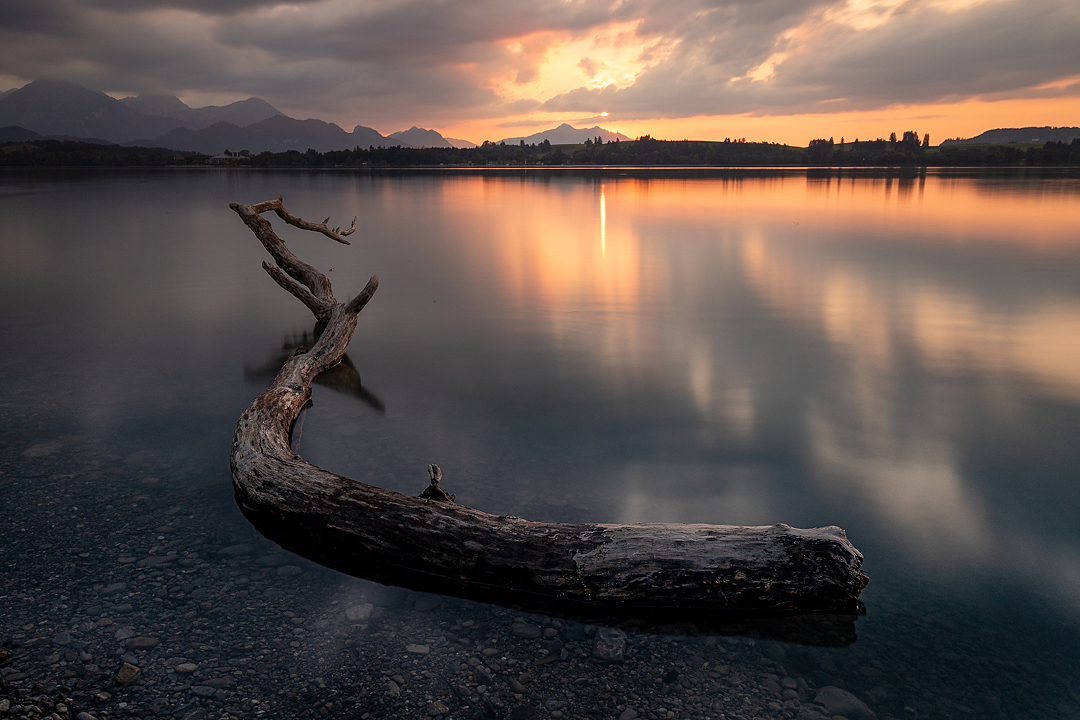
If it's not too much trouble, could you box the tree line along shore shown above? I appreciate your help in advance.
[2,134,1080,168]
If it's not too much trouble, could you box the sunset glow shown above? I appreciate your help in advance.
[1,0,1074,144]
[429,174,1080,401]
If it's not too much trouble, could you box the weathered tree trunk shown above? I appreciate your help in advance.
[229,198,869,614]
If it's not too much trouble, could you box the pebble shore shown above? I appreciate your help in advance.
[3,438,1077,720]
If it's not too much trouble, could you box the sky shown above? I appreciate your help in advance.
[0,0,1078,145]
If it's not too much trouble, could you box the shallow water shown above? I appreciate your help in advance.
[2,168,1079,720]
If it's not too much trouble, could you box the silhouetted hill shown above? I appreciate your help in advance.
[500,123,631,145]
[350,124,398,149]
[0,80,181,143]
[0,126,41,142]
[138,115,398,154]
[941,126,1080,145]
[0,79,448,152]
[118,93,190,120]
[389,126,456,148]
[119,94,281,130]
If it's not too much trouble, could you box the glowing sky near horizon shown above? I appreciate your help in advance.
[0,0,1077,144]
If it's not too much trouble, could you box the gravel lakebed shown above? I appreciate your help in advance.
[1,436,1062,720]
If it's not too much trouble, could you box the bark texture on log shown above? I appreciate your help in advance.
[229,198,869,614]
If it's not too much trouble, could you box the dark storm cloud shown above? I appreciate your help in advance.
[0,0,1076,127]
[86,0,326,15]
[0,0,80,34]
[0,0,610,125]
[218,0,621,64]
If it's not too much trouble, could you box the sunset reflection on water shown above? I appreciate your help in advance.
[433,172,1080,393]
[4,170,1079,718]
[396,172,1080,597]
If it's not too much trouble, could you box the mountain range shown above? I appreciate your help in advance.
[119,93,281,131]
[941,126,1080,145]
[0,79,477,153]
[389,126,476,149]
[499,123,631,145]
[0,79,639,155]
[3,80,1075,155]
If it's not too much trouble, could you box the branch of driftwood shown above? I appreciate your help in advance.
[228,198,868,615]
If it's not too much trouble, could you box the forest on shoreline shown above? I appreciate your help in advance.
[2,134,1080,168]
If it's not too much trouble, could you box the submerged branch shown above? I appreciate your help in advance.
[229,197,868,615]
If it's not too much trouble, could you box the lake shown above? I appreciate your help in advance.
[1,168,1079,720]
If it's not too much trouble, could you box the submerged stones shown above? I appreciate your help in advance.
[127,636,159,649]
[0,442,952,720]
[511,622,542,639]
[345,603,374,622]
[591,627,627,663]
[112,662,140,686]
[814,685,878,720]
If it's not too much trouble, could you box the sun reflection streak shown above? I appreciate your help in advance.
[600,184,606,258]
[430,175,1080,585]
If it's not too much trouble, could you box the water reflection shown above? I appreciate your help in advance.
[600,183,606,258]
[244,328,386,414]
[5,169,1080,719]
[241,496,861,647]
[419,173,1080,601]
[260,171,1080,613]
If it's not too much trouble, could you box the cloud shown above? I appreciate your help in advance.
[85,0,324,14]
[496,117,559,128]
[541,0,1080,118]
[578,56,599,78]
[0,0,1077,129]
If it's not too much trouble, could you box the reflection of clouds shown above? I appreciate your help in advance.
[457,179,764,442]
[616,462,775,526]
[808,409,993,564]
[0,219,51,280]
[913,289,1080,401]
[687,341,756,437]
[821,271,894,374]
[431,175,1080,606]
[999,534,1080,608]
[741,221,1080,405]
[737,201,1080,606]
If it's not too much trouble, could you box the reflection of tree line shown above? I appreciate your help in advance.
[4,135,1079,166]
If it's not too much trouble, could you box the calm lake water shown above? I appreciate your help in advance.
[1,168,1079,720]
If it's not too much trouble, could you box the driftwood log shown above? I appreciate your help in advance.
[229,197,869,614]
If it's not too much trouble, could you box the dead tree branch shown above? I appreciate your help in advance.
[229,198,868,614]
[251,196,356,244]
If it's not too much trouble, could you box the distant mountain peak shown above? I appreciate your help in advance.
[120,93,189,117]
[388,126,458,148]
[137,115,396,154]
[498,123,631,146]
[0,79,178,143]
[1,77,482,152]
[120,92,282,130]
